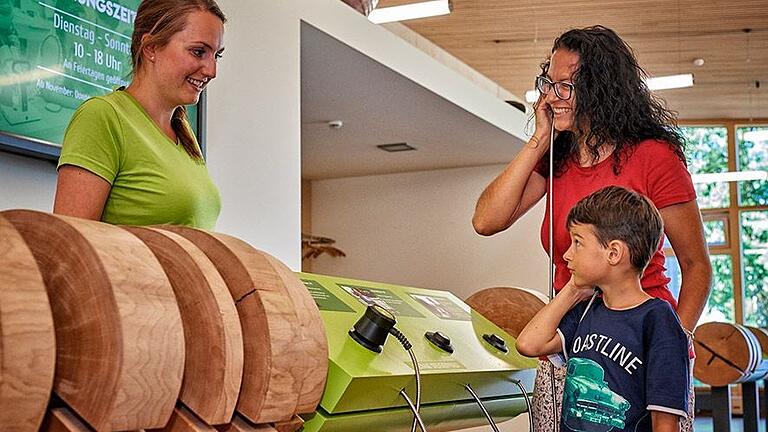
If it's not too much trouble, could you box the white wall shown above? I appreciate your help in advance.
[208,0,526,269]
[310,165,549,300]
[1,0,526,270]
[0,152,57,211]
[310,165,547,431]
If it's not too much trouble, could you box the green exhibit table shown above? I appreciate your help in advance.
[298,273,537,432]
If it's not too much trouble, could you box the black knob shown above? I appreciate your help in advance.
[349,304,396,353]
[482,333,508,353]
[425,331,454,354]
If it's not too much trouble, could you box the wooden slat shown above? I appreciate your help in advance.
[42,408,93,432]
[215,415,277,432]
[148,405,217,432]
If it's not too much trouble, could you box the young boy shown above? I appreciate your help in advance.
[516,186,690,432]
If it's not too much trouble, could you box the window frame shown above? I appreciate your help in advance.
[668,119,768,325]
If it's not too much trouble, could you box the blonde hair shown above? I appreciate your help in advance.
[130,0,226,160]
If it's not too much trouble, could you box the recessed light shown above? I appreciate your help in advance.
[377,143,416,152]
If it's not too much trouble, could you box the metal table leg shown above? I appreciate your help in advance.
[712,386,732,432]
[743,382,759,432]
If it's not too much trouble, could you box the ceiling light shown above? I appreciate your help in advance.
[525,90,539,103]
[368,0,451,24]
[691,170,767,184]
[646,74,694,91]
[523,73,695,104]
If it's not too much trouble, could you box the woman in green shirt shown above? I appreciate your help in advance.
[53,0,226,230]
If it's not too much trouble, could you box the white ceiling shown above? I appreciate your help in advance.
[300,23,526,180]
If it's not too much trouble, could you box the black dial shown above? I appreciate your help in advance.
[425,331,454,354]
[482,333,508,353]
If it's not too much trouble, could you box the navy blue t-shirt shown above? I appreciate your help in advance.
[556,297,689,432]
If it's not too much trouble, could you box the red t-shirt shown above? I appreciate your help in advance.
[538,139,696,308]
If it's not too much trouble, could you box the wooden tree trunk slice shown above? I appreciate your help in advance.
[126,227,244,425]
[693,322,763,386]
[2,210,185,431]
[147,404,217,432]
[216,236,327,414]
[215,415,277,432]
[0,215,56,430]
[465,287,548,338]
[42,407,93,432]
[158,227,310,423]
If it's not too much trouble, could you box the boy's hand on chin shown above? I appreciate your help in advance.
[562,275,596,302]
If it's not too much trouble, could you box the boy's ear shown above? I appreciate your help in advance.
[605,239,628,266]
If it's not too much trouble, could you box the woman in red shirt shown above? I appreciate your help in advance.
[473,26,711,431]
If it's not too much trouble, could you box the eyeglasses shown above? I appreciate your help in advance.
[535,76,575,101]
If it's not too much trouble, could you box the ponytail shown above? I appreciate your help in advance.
[171,106,202,161]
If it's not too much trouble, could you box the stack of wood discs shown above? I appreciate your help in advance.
[465,286,548,338]
[0,210,328,432]
[693,322,768,387]
[158,226,328,426]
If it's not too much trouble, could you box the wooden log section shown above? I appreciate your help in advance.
[159,226,328,423]
[746,326,768,358]
[693,322,768,387]
[0,215,56,430]
[465,287,548,338]
[250,250,327,413]
[126,227,244,425]
[2,210,185,431]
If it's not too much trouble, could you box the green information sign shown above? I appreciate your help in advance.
[337,283,424,318]
[409,293,471,321]
[301,279,354,313]
[0,0,197,154]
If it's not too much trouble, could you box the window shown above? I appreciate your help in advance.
[665,122,768,326]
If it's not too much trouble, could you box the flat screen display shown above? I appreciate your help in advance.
[0,0,202,160]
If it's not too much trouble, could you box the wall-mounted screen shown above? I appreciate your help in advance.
[0,0,203,160]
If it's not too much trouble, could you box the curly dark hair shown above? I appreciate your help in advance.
[539,26,686,176]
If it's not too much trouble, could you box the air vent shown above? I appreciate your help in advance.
[377,143,416,152]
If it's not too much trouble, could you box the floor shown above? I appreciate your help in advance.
[694,416,767,432]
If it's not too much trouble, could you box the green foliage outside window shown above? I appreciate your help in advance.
[671,125,767,327]
[742,211,768,327]
[737,127,768,206]
[681,126,729,209]
[707,256,735,323]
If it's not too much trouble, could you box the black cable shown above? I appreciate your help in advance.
[511,378,534,432]
[390,327,424,432]
[548,111,559,432]
[465,384,500,432]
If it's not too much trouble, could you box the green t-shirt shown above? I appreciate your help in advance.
[58,90,221,229]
